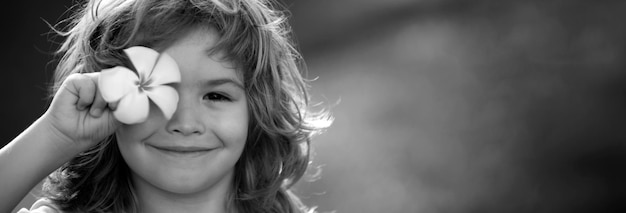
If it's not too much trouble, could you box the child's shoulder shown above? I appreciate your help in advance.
[16,198,62,213]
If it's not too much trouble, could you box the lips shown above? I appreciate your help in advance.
[149,145,214,153]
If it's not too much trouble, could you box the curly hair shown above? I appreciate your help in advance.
[42,0,332,212]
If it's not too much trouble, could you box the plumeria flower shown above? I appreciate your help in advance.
[98,46,181,124]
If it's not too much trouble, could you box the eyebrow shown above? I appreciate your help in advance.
[206,78,244,90]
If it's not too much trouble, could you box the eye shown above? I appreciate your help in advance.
[203,92,231,102]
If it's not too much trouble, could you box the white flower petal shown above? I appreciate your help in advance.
[145,85,179,120]
[149,52,181,86]
[98,66,139,102]
[114,89,149,124]
[124,46,159,77]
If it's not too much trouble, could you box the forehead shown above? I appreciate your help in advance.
[159,26,242,83]
[156,26,222,61]
[168,26,218,50]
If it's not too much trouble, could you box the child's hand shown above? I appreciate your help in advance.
[42,72,120,151]
[0,72,120,212]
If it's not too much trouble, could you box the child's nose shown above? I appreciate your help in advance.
[165,100,205,136]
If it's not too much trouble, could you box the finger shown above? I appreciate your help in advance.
[84,73,107,117]
[90,86,107,117]
[66,73,96,111]
[108,101,119,111]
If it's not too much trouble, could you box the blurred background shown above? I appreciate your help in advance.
[3,0,625,212]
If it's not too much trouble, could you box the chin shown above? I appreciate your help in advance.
[152,168,235,195]
[161,181,206,195]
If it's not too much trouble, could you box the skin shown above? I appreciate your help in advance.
[0,72,119,212]
[118,26,248,213]
[0,26,248,213]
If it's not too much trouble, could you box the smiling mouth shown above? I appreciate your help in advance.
[150,145,214,153]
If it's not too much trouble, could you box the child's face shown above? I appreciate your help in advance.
[115,26,248,196]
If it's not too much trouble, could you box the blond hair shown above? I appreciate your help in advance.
[43,0,332,212]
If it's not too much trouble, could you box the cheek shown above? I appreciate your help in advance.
[217,106,249,148]
[115,116,164,173]
[116,115,164,144]
[117,101,167,142]
[117,125,150,144]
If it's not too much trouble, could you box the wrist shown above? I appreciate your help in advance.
[34,115,91,156]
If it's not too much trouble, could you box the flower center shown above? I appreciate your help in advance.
[136,74,154,92]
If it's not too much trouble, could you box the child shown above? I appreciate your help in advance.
[0,0,331,212]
